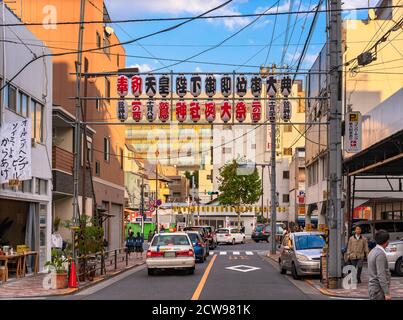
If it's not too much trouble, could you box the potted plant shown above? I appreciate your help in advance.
[44,248,69,289]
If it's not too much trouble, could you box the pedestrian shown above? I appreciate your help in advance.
[125,231,135,256]
[346,226,369,283]
[134,232,144,259]
[240,225,245,234]
[368,229,391,300]
[148,229,155,242]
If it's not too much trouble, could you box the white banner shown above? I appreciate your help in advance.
[0,119,32,183]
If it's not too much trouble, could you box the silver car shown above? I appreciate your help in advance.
[385,238,403,276]
[146,232,195,275]
[279,232,325,280]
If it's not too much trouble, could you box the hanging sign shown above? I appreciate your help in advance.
[281,76,292,96]
[280,100,292,122]
[205,74,216,97]
[345,111,362,153]
[158,101,170,123]
[117,75,128,97]
[146,99,157,122]
[176,74,187,98]
[221,74,232,97]
[236,74,247,97]
[220,100,232,123]
[190,74,202,97]
[205,101,216,123]
[251,75,262,97]
[251,100,262,123]
[235,100,247,123]
[0,119,32,183]
[267,76,277,96]
[175,101,187,122]
[189,100,201,123]
[117,99,128,122]
[145,74,157,97]
[159,74,170,98]
[267,99,276,123]
[132,100,142,122]
[131,74,142,97]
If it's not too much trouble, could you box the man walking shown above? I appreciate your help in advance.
[346,226,369,283]
[368,230,391,300]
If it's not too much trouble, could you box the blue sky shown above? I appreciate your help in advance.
[104,0,379,74]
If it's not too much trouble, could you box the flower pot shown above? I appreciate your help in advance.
[51,272,68,289]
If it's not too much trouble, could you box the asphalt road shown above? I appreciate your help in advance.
[61,242,328,300]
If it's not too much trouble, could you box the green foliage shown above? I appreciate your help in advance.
[53,216,61,232]
[45,248,68,274]
[217,159,262,210]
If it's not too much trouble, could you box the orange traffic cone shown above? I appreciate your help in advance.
[68,260,78,288]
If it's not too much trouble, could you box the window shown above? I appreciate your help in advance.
[120,147,124,169]
[104,137,110,162]
[374,222,395,233]
[222,147,231,154]
[87,137,93,163]
[5,84,17,112]
[96,31,101,48]
[95,96,100,111]
[31,100,44,143]
[283,148,292,156]
[284,124,292,132]
[117,53,120,67]
[283,171,290,179]
[103,31,110,56]
[35,178,47,195]
[22,179,32,193]
[18,91,29,117]
[104,77,110,103]
[282,194,290,203]
[95,161,101,176]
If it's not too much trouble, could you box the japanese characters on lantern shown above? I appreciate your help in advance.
[146,99,156,122]
[117,75,128,97]
[266,76,277,96]
[190,74,202,97]
[159,74,170,98]
[176,100,187,123]
[221,74,232,97]
[220,100,232,123]
[236,74,247,97]
[236,100,247,123]
[205,74,216,98]
[132,100,142,122]
[131,74,142,97]
[176,74,187,98]
[205,101,216,123]
[159,100,170,123]
[280,76,292,121]
[251,100,262,123]
[117,99,128,122]
[145,75,157,97]
[280,76,292,96]
[189,100,201,123]
[251,75,262,98]
[267,99,276,123]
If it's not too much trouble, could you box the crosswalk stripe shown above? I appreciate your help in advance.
[220,251,227,255]
[245,251,253,255]
[233,251,240,255]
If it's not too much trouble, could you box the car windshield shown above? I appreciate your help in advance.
[184,227,204,233]
[294,235,325,250]
[204,227,212,233]
[217,229,229,234]
[151,235,190,246]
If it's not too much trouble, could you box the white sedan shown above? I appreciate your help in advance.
[216,228,246,245]
[146,232,196,275]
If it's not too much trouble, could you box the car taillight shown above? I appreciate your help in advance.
[147,250,163,257]
[225,234,230,237]
[177,249,194,257]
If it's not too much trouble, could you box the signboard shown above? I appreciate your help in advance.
[345,111,362,153]
[0,119,32,183]
[298,206,306,215]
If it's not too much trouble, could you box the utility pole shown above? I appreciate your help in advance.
[327,0,343,289]
[1,1,6,128]
[270,65,277,255]
[155,148,159,232]
[141,175,145,236]
[72,0,86,261]
[260,165,265,220]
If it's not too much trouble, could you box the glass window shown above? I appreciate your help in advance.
[104,77,110,103]
[374,222,395,233]
[22,179,32,193]
[35,178,40,194]
[395,222,403,232]
[283,171,290,179]
[151,234,190,246]
[31,100,44,143]
[18,91,29,117]
[282,194,290,203]
[294,235,325,250]
[96,31,101,48]
[103,32,110,55]
[104,137,110,162]
[40,179,47,195]
[7,84,17,112]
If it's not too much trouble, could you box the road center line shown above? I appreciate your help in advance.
[191,254,217,300]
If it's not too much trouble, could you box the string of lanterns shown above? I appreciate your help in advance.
[116,74,293,123]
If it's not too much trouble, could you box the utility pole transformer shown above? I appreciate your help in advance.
[327,0,343,288]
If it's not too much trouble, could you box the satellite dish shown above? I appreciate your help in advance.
[104,26,114,36]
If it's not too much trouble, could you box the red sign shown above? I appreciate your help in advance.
[159,101,170,123]
[251,100,262,123]
[175,101,187,122]
[220,101,232,123]
[205,101,216,123]
[117,75,128,97]
[132,100,142,122]
[235,101,247,122]
[131,75,142,97]
[189,101,201,123]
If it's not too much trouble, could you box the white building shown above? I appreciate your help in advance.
[0,5,52,271]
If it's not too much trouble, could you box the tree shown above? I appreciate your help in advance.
[217,159,261,227]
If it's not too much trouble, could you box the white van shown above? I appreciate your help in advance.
[352,220,403,243]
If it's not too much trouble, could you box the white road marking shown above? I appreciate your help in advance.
[233,251,240,255]
[209,251,215,255]
[245,251,254,255]
[225,265,261,273]
[220,251,227,255]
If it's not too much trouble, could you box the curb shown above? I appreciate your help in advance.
[304,279,368,299]
[0,260,146,299]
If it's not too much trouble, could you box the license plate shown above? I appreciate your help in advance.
[164,252,176,258]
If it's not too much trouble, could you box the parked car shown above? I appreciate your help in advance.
[216,227,245,245]
[279,232,325,280]
[185,231,208,263]
[183,226,211,253]
[252,223,284,243]
[198,225,217,249]
[146,232,195,275]
[352,220,403,244]
[386,238,403,276]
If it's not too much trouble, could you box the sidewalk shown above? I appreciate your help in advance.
[0,253,146,299]
[267,252,403,299]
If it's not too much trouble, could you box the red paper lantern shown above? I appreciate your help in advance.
[117,75,128,97]
[205,101,216,123]
[159,101,170,123]
[220,100,232,123]
[189,100,201,123]
[175,101,187,123]
[251,100,262,123]
[235,101,247,122]
[131,75,142,97]
[132,100,142,122]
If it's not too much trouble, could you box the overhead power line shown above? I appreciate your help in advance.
[0,4,401,27]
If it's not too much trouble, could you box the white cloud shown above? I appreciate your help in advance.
[195,66,203,72]
[341,0,379,9]
[130,63,153,73]
[105,0,251,30]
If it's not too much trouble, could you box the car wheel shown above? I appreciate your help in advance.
[291,263,301,280]
[148,268,155,276]
[232,238,235,245]
[395,259,403,277]
[188,268,195,275]
[279,260,287,274]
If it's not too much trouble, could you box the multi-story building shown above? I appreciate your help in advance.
[11,0,126,249]
[0,4,52,270]
[305,1,403,230]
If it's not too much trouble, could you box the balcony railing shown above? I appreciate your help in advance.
[52,146,74,174]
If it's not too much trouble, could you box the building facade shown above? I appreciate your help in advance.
[0,4,52,270]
